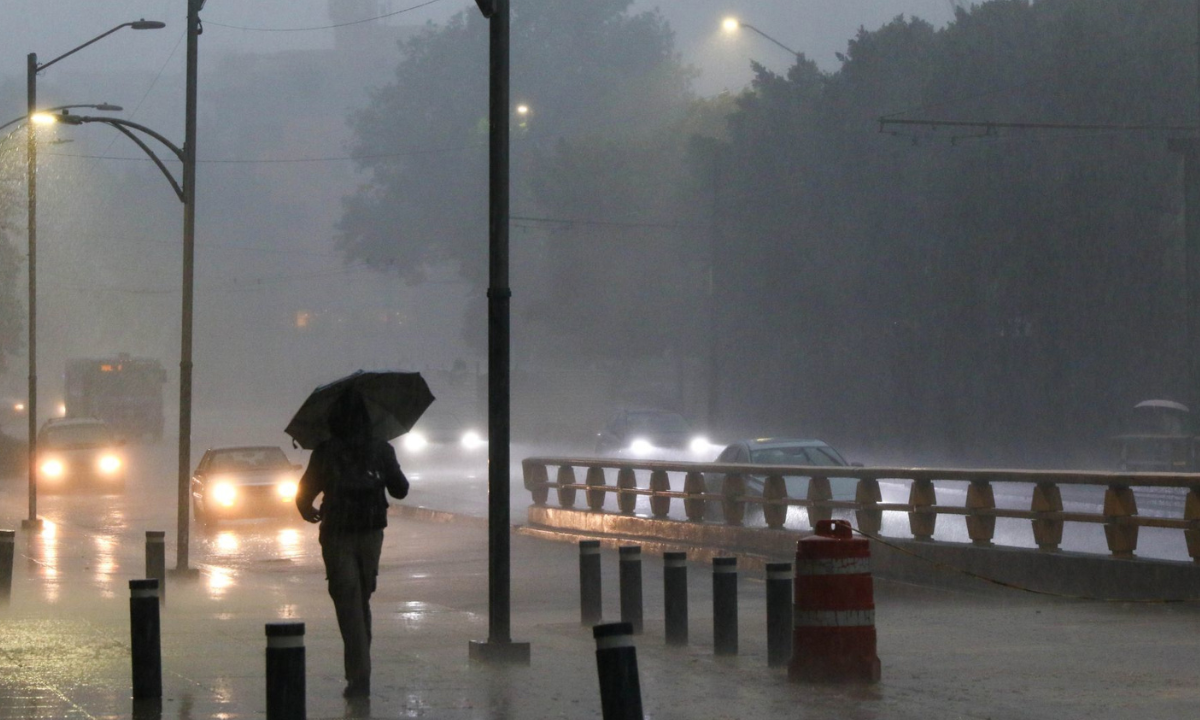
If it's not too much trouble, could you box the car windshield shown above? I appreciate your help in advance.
[750,444,846,466]
[40,423,113,447]
[209,448,289,472]
[626,412,689,434]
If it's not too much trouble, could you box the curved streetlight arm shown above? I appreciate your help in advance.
[64,115,185,202]
[738,22,800,58]
[0,104,122,133]
[37,21,164,73]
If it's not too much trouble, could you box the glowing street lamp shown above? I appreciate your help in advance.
[720,16,800,58]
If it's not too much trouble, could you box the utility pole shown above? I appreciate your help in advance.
[1168,1,1200,410]
[469,0,530,665]
[22,53,39,531]
[173,0,203,577]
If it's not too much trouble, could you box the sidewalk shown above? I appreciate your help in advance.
[1,496,1199,718]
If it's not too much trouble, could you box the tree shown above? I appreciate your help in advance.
[0,136,25,374]
[338,0,696,355]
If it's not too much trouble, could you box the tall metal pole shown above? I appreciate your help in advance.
[175,0,200,574]
[469,0,528,664]
[22,53,40,531]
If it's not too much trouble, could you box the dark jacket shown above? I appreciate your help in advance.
[296,436,408,533]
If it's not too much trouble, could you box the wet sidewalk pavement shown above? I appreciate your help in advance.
[2,493,1200,719]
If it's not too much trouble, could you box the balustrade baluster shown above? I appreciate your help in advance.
[806,476,833,529]
[762,475,787,529]
[617,468,638,514]
[965,479,996,546]
[855,478,882,536]
[649,470,671,518]
[908,478,937,541]
[1103,484,1139,558]
[1185,489,1200,563]
[586,466,607,511]
[722,474,746,526]
[525,462,549,506]
[1031,482,1063,551]
[556,465,577,509]
[683,472,706,522]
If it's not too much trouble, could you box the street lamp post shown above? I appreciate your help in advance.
[468,0,530,665]
[721,17,801,59]
[22,20,164,532]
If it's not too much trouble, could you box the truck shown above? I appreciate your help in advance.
[64,355,167,441]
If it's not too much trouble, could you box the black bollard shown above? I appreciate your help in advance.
[712,556,738,656]
[129,579,162,699]
[0,530,13,605]
[265,622,305,720]
[618,545,643,635]
[579,539,602,626]
[145,531,166,606]
[593,622,644,720]
[662,551,688,646]
[765,561,793,667]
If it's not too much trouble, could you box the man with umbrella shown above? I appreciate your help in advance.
[290,372,432,699]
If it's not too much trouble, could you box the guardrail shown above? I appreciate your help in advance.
[521,457,1200,561]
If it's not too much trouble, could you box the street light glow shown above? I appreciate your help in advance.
[722,17,740,33]
[30,113,57,125]
[516,104,529,115]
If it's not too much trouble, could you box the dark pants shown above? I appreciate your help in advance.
[319,526,384,690]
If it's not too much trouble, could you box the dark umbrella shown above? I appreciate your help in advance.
[285,370,435,450]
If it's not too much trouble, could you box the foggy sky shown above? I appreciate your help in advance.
[4,1,955,100]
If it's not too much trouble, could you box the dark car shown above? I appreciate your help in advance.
[400,407,488,456]
[703,438,857,522]
[595,409,711,457]
[36,418,126,494]
[191,446,301,527]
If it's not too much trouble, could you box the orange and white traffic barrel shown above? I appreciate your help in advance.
[789,519,881,683]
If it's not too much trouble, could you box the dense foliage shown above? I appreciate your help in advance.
[715,0,1195,463]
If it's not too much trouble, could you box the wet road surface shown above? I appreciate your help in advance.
[1,440,1200,718]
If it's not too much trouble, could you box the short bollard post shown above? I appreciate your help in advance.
[618,545,643,634]
[145,531,166,606]
[129,579,161,699]
[712,556,738,656]
[765,562,793,667]
[663,551,688,646]
[0,530,14,605]
[265,622,305,720]
[594,622,644,720]
[580,539,602,626]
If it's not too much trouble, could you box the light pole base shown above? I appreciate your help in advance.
[168,567,201,581]
[468,639,531,665]
[20,517,42,531]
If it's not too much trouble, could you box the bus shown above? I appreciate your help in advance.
[64,355,167,440]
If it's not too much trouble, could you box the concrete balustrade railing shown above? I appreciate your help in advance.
[521,458,1200,562]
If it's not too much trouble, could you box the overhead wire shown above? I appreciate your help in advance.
[204,0,448,33]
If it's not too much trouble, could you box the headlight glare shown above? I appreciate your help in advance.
[98,455,122,474]
[689,437,710,455]
[629,438,653,456]
[276,480,298,500]
[212,482,238,507]
[41,458,64,478]
[403,432,428,452]
[461,430,486,450]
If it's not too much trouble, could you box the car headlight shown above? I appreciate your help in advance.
[276,480,298,500]
[403,431,428,452]
[689,437,710,455]
[40,458,64,478]
[98,454,122,474]
[461,430,486,450]
[212,482,238,507]
[629,438,653,456]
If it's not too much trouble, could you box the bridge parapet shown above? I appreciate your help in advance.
[522,457,1200,563]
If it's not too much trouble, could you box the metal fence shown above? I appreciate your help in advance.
[521,458,1200,561]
